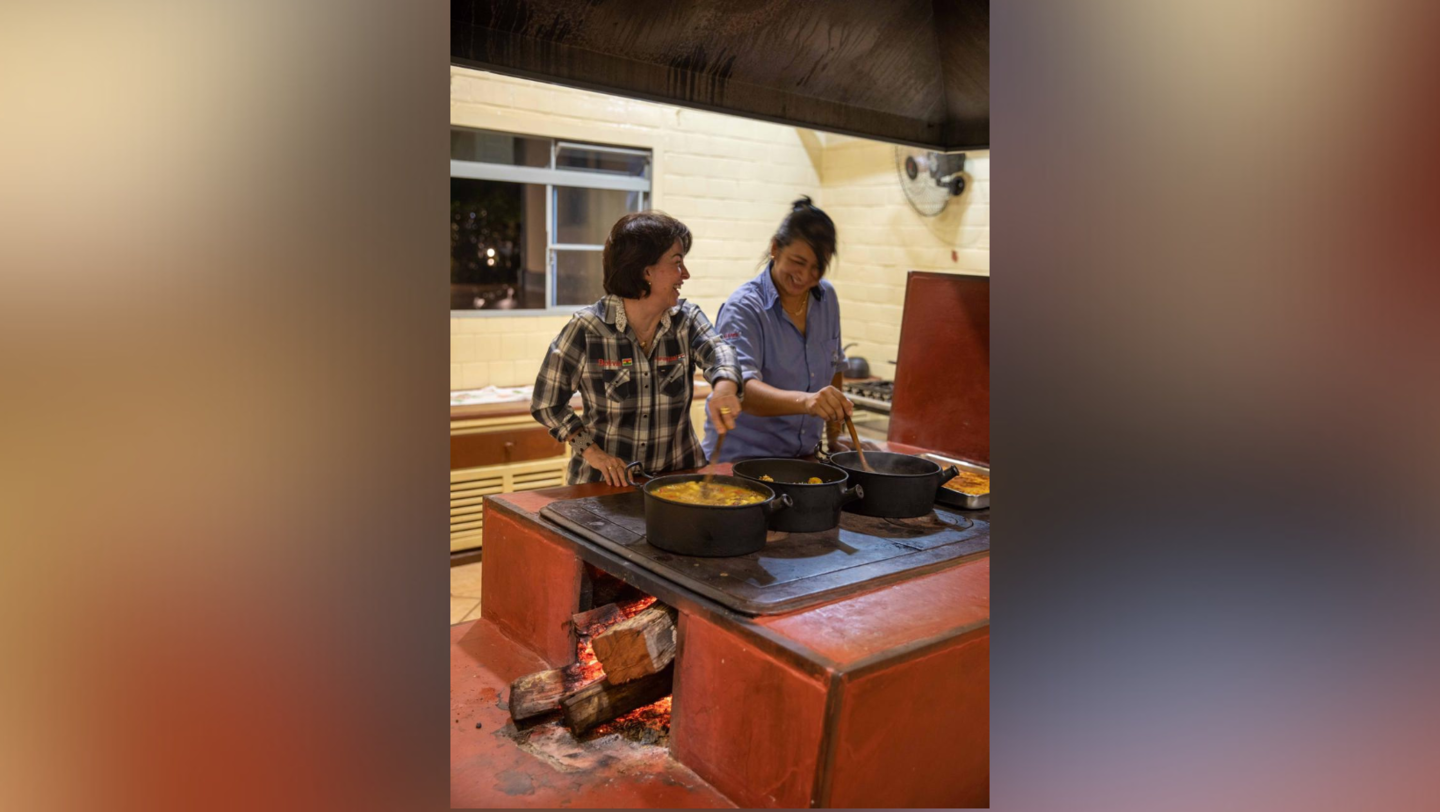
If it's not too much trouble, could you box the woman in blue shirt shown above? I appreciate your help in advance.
[702,197,856,462]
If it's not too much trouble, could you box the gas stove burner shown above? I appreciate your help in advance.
[843,380,894,400]
[842,379,895,411]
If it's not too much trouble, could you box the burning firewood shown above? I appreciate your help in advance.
[590,604,678,685]
[570,603,624,638]
[508,666,600,722]
[561,664,675,735]
[509,602,635,722]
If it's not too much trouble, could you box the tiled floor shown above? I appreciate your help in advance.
[451,561,484,625]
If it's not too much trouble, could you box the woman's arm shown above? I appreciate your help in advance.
[686,305,743,432]
[740,375,852,422]
[530,316,587,443]
[687,305,742,390]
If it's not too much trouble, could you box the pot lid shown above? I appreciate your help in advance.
[889,272,988,463]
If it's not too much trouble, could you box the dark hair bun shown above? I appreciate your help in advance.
[792,195,814,211]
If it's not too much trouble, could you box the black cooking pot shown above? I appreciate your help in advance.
[732,458,862,533]
[627,462,793,557]
[825,451,960,519]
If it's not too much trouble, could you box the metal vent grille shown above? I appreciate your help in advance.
[450,456,567,552]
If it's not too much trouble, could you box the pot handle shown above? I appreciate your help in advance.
[763,492,794,516]
[815,447,833,464]
[937,465,961,487]
[624,460,654,483]
[841,483,865,505]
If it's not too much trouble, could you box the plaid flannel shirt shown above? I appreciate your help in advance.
[531,295,742,484]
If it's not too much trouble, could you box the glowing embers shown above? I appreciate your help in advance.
[572,637,606,684]
[590,695,672,747]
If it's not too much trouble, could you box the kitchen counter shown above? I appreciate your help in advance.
[450,378,712,422]
[466,439,989,807]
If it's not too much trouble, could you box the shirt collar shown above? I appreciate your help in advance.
[599,294,681,334]
[600,295,625,327]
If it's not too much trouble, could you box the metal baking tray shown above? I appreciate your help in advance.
[925,453,990,510]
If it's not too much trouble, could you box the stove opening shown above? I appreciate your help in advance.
[505,566,674,748]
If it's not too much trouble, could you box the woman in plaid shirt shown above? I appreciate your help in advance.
[531,212,744,486]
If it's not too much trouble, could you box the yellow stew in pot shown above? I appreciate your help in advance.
[651,482,766,507]
[758,474,825,484]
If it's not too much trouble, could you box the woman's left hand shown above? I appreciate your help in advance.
[709,379,742,434]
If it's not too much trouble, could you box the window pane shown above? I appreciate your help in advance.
[556,145,649,177]
[451,178,548,310]
[555,187,642,245]
[450,128,550,167]
[554,251,605,307]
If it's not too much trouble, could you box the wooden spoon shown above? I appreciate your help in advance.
[844,414,873,471]
[701,430,726,499]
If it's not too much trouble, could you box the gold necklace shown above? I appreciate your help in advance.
[783,297,807,319]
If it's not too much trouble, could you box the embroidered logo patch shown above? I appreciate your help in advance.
[720,331,741,340]
[621,358,633,367]
[596,359,622,369]
[657,354,685,365]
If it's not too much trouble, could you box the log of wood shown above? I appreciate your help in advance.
[508,666,599,721]
[570,603,624,638]
[590,604,678,685]
[561,664,674,734]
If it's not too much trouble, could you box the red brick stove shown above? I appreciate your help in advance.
[460,272,990,808]
[474,441,989,808]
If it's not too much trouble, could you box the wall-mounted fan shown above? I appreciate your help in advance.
[895,147,967,217]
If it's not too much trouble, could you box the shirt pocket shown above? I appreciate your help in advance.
[658,359,689,398]
[602,368,635,404]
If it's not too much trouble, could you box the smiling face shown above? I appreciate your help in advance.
[643,239,690,308]
[770,238,822,299]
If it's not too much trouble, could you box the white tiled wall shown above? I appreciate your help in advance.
[820,138,990,380]
[450,68,989,389]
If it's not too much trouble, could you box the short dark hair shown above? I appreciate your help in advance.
[602,211,692,299]
[771,195,838,276]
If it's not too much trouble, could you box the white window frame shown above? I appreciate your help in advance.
[450,134,651,316]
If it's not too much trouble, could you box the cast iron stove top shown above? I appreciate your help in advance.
[540,492,989,616]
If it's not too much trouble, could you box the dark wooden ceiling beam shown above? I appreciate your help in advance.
[451,0,989,151]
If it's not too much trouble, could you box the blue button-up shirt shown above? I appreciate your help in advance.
[702,265,847,461]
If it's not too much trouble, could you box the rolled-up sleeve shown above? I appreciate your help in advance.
[714,300,766,384]
[686,305,743,391]
[530,316,587,443]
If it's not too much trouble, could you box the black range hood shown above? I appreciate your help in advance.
[451,0,989,151]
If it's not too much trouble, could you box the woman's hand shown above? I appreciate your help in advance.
[803,386,853,423]
[582,445,634,487]
[709,379,742,434]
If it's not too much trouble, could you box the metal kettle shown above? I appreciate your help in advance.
[840,343,870,379]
